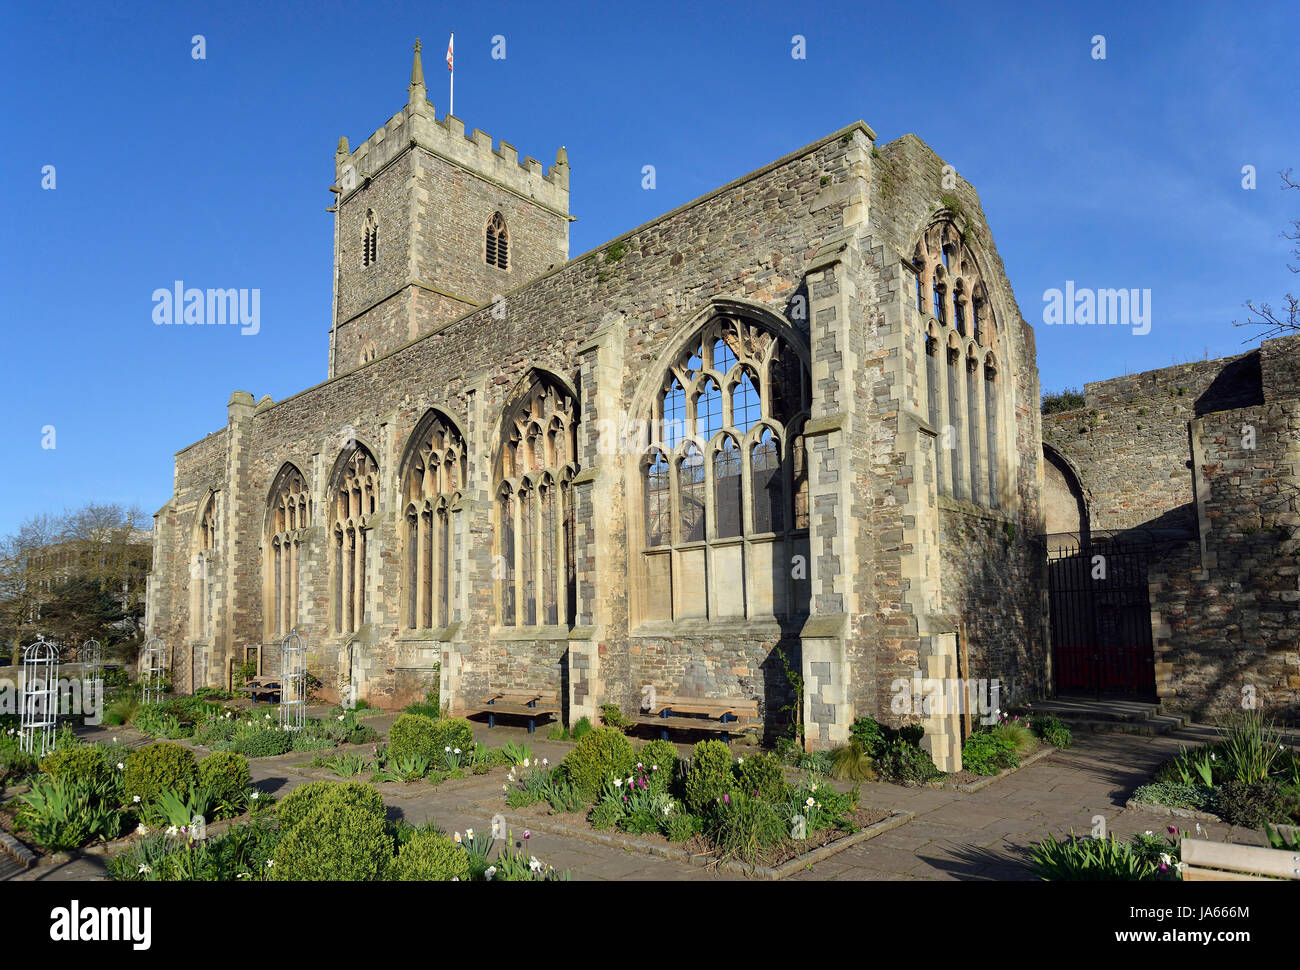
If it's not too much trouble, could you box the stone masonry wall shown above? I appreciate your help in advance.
[1148,401,1300,722]
[1042,352,1263,533]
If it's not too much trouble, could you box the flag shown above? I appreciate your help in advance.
[446,33,453,71]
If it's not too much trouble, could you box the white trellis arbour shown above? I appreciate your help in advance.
[84,636,103,700]
[280,629,307,732]
[141,637,167,706]
[20,637,60,757]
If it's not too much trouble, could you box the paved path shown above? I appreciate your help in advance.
[788,728,1267,881]
[1,721,1271,882]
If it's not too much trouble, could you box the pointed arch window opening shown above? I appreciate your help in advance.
[496,376,577,628]
[267,469,309,639]
[915,221,1007,510]
[402,413,465,631]
[362,210,378,267]
[329,447,379,636]
[486,211,509,269]
[639,316,811,621]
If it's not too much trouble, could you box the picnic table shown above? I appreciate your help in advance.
[466,688,560,733]
[632,694,760,742]
[241,676,282,703]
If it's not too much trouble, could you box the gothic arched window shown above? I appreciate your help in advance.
[266,466,310,639]
[496,373,577,627]
[402,411,466,630]
[912,220,1008,508]
[640,314,811,620]
[485,211,509,270]
[194,494,216,641]
[329,445,379,635]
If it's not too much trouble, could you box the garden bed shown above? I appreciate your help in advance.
[483,795,912,879]
[929,744,1057,792]
[1122,712,1300,830]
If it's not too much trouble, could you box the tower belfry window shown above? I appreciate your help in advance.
[362,210,378,267]
[486,212,509,269]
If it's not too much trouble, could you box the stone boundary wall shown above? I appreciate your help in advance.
[1148,400,1300,721]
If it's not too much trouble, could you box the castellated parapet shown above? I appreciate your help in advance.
[336,98,570,217]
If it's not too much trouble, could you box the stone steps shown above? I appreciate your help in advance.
[1031,698,1187,736]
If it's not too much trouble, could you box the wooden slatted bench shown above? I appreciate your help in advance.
[241,676,281,703]
[633,694,760,742]
[1180,837,1300,881]
[466,688,561,734]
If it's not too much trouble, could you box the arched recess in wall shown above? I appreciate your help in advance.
[493,368,579,628]
[627,298,812,625]
[265,463,311,640]
[191,490,218,643]
[327,442,380,636]
[910,216,1014,509]
[1042,444,1090,544]
[400,409,467,632]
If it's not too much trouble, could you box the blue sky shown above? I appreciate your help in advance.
[1,0,1296,537]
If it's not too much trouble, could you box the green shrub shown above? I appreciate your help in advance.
[962,732,1020,776]
[40,746,111,787]
[388,713,440,763]
[230,726,293,758]
[600,704,632,729]
[432,718,475,758]
[560,727,635,801]
[276,781,386,830]
[124,743,198,803]
[198,752,250,812]
[388,830,470,881]
[736,751,789,800]
[274,795,393,881]
[849,716,888,757]
[1216,780,1287,827]
[635,739,678,779]
[683,740,738,814]
[875,740,939,785]
[1029,713,1073,748]
[571,716,593,740]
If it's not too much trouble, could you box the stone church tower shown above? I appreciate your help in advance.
[147,42,1049,771]
[327,41,571,376]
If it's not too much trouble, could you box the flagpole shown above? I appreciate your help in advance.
[449,31,454,117]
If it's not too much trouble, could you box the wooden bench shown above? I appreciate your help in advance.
[466,688,561,734]
[632,694,760,742]
[240,676,282,703]
[1180,837,1300,881]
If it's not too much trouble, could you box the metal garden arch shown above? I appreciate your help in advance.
[20,637,59,757]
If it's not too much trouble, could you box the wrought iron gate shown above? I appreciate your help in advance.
[1046,534,1156,697]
